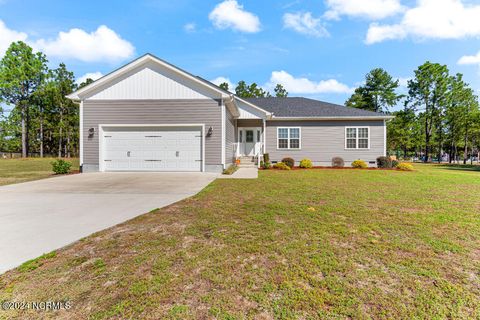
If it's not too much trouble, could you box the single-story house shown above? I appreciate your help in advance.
[67,54,393,173]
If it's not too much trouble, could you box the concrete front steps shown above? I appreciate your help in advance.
[238,156,256,168]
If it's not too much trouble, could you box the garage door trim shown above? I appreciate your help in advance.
[98,124,205,172]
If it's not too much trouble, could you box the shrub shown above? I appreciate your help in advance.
[299,158,313,168]
[351,159,368,169]
[391,159,399,168]
[376,156,392,168]
[332,157,345,167]
[281,157,295,168]
[51,159,72,174]
[260,161,271,169]
[273,162,291,170]
[397,162,414,171]
[263,153,270,163]
[223,164,238,175]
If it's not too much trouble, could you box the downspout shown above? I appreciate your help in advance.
[80,100,84,171]
[221,99,226,169]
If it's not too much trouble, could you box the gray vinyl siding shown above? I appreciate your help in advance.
[265,120,385,166]
[225,107,236,166]
[83,99,222,168]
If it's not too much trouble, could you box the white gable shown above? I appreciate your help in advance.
[237,100,265,119]
[85,61,219,100]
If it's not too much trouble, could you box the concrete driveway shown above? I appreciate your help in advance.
[0,172,217,274]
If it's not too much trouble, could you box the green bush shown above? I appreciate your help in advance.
[263,153,270,163]
[299,158,313,168]
[376,156,392,168]
[391,160,399,168]
[397,162,414,171]
[261,161,271,169]
[223,164,238,175]
[273,162,291,170]
[352,159,368,169]
[332,157,344,167]
[51,159,72,174]
[281,157,295,168]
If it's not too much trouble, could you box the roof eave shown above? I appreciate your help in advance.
[269,115,395,121]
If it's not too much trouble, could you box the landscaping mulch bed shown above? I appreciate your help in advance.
[260,166,397,170]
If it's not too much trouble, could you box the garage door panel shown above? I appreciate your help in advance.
[102,126,202,172]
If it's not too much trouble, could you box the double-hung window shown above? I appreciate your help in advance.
[277,127,301,149]
[345,127,369,149]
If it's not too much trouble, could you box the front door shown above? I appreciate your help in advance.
[244,130,255,156]
[239,128,261,156]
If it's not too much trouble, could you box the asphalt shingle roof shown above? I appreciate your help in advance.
[244,97,386,118]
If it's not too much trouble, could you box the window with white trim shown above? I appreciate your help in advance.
[345,127,369,149]
[277,127,301,149]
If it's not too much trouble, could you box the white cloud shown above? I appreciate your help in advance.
[267,70,353,94]
[77,71,103,84]
[184,23,196,33]
[0,20,28,56]
[210,76,233,90]
[366,23,407,43]
[283,12,329,37]
[209,0,261,33]
[397,77,411,87]
[366,0,480,44]
[0,20,135,63]
[34,25,135,62]
[458,51,480,65]
[324,0,404,20]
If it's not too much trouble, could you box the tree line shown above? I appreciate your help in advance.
[0,41,90,158]
[345,64,480,164]
[218,81,288,98]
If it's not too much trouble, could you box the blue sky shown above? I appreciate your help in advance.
[1,0,480,110]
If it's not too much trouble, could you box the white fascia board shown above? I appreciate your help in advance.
[224,95,240,117]
[269,116,395,121]
[67,54,230,100]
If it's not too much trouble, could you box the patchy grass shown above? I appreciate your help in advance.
[1,164,479,319]
[0,158,79,186]
[17,252,57,273]
[223,164,239,175]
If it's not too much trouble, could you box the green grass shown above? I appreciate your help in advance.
[0,164,479,319]
[17,252,57,273]
[0,157,79,186]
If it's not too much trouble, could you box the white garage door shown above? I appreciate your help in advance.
[102,126,202,172]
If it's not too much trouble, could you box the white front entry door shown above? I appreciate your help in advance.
[239,128,261,156]
[102,126,202,172]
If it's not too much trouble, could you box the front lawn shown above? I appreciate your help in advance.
[0,164,479,319]
[0,158,79,186]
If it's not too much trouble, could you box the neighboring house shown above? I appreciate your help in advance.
[67,54,393,173]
